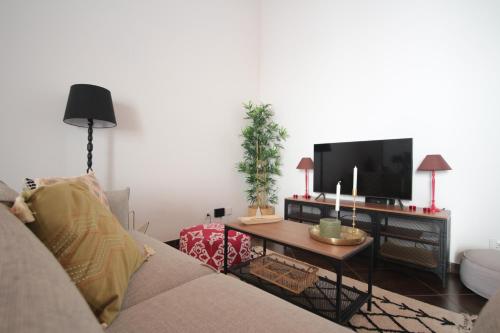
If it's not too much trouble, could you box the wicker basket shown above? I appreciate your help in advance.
[249,253,319,294]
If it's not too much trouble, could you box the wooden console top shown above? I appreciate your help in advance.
[286,197,450,220]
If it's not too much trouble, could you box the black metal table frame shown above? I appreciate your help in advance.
[223,224,374,324]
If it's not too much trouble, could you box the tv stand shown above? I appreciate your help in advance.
[284,197,451,287]
[315,193,326,201]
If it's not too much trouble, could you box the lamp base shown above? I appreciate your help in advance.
[423,206,441,214]
[429,206,441,213]
[302,194,311,199]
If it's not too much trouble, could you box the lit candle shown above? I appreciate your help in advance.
[335,181,341,211]
[353,166,357,196]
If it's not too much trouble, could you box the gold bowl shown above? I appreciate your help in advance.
[309,225,367,246]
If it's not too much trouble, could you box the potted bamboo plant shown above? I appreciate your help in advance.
[238,102,288,216]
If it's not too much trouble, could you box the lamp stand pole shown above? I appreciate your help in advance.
[430,170,439,213]
[87,119,94,173]
[303,168,310,199]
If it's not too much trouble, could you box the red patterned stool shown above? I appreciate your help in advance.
[179,223,251,272]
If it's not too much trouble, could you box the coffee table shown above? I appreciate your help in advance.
[223,220,373,324]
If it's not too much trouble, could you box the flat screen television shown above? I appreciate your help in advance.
[313,138,413,200]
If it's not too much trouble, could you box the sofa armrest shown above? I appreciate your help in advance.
[473,289,500,333]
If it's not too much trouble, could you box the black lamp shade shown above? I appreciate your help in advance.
[63,84,116,128]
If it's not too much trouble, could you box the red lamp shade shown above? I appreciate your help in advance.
[417,155,451,171]
[297,157,314,170]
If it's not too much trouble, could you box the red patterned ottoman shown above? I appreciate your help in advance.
[179,223,251,271]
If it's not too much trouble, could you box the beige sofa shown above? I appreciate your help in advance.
[0,182,352,333]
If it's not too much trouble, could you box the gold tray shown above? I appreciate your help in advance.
[309,225,367,246]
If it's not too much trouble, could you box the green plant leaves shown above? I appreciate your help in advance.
[238,102,288,206]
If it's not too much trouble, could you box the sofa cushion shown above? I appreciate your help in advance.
[10,194,36,223]
[0,180,17,205]
[122,231,214,309]
[105,187,130,230]
[109,273,352,333]
[26,171,110,209]
[472,289,500,333]
[25,181,145,326]
[0,204,103,333]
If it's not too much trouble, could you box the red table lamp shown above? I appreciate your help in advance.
[297,157,314,199]
[417,154,451,213]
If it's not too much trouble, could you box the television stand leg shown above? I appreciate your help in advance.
[398,199,404,209]
[315,193,326,201]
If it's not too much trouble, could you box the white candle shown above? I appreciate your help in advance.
[335,181,341,211]
[353,166,357,195]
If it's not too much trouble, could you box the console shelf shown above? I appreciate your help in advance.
[380,241,438,268]
[287,213,322,224]
[284,197,451,287]
[380,226,439,246]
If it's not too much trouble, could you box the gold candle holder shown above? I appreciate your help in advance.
[352,189,357,231]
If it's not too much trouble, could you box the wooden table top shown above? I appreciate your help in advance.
[227,220,373,261]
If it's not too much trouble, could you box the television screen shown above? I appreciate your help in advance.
[313,138,413,200]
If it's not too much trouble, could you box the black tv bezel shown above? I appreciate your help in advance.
[313,138,413,200]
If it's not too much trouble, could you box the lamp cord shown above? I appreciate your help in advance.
[87,119,94,173]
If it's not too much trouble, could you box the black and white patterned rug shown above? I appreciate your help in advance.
[348,290,475,333]
[251,248,476,333]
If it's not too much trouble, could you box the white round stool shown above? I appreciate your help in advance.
[460,249,500,299]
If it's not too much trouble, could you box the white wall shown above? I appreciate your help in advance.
[0,0,260,241]
[2,0,499,262]
[260,0,500,261]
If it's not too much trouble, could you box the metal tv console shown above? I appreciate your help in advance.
[285,197,451,287]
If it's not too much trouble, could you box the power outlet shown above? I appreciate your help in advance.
[214,208,225,218]
[489,239,500,250]
[225,207,232,216]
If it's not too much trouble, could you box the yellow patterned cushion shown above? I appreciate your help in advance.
[31,172,110,209]
[26,181,145,325]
